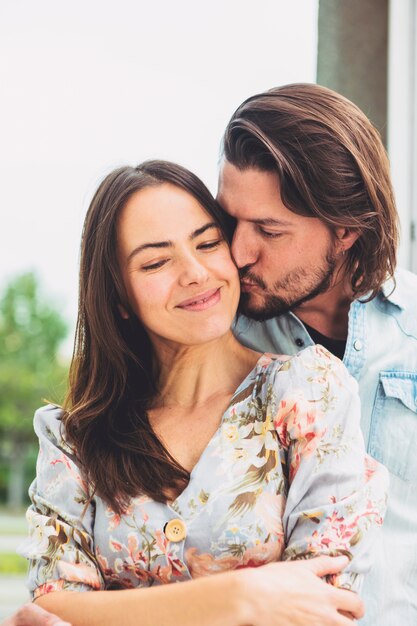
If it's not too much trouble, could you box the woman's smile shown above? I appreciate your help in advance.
[176,287,221,312]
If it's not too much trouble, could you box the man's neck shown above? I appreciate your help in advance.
[292,277,354,340]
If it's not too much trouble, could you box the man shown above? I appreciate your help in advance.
[217,83,417,625]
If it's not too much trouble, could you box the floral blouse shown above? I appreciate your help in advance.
[20,346,388,599]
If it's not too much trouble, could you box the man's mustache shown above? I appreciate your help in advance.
[238,266,267,290]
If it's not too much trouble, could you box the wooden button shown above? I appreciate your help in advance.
[164,518,187,542]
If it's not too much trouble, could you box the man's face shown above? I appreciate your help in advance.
[217,162,340,321]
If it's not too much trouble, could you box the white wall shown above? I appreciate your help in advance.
[0,0,319,348]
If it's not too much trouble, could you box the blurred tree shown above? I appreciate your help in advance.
[0,272,68,508]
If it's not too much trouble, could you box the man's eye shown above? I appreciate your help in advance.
[142,259,167,271]
[259,227,282,239]
[198,239,223,250]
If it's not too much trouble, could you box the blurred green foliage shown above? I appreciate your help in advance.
[0,448,38,504]
[0,273,69,505]
[0,553,28,574]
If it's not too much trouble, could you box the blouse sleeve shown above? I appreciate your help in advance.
[18,404,104,599]
[271,345,388,593]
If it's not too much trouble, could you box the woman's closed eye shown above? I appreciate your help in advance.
[197,238,223,250]
[141,238,224,270]
[141,258,169,271]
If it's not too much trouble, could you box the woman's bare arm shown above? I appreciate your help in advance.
[31,556,363,626]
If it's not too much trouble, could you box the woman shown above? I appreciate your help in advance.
[19,160,387,626]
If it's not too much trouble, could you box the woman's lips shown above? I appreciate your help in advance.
[176,288,221,311]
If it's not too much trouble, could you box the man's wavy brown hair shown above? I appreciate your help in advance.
[222,83,399,300]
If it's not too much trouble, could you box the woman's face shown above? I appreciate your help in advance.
[117,182,240,349]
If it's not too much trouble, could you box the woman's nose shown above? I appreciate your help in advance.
[178,255,209,286]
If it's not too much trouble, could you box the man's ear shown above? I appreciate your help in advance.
[117,304,129,320]
[334,227,360,253]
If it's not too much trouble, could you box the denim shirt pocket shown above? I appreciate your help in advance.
[368,372,417,481]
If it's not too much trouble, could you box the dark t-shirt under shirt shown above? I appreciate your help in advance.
[302,322,347,361]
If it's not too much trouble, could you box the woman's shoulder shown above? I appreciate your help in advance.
[259,344,355,390]
[33,404,71,452]
[34,403,64,428]
[259,344,343,372]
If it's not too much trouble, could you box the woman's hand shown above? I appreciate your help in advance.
[240,555,364,626]
[1,603,71,626]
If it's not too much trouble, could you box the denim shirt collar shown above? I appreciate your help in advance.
[380,275,405,310]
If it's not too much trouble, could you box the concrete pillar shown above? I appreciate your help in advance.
[317,0,389,145]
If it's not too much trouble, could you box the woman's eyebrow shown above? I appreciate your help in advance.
[190,222,218,239]
[127,240,172,264]
[127,222,219,264]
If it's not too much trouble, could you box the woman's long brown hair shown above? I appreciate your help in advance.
[222,83,399,300]
[63,160,232,514]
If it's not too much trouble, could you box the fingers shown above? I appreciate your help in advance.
[296,557,365,621]
[303,555,350,577]
[338,610,355,620]
[2,603,71,626]
[333,589,365,621]
[335,607,366,626]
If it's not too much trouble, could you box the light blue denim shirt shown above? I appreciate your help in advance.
[234,268,417,625]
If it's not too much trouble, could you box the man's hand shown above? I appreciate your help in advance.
[1,603,71,626]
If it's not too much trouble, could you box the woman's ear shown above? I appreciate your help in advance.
[117,304,129,319]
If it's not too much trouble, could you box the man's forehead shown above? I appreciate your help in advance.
[217,173,295,226]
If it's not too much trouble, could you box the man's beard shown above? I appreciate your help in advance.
[238,250,338,322]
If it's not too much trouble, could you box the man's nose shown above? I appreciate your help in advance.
[231,224,257,268]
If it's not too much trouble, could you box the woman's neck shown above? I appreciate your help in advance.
[151,331,260,410]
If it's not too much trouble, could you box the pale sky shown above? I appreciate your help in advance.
[0,0,318,353]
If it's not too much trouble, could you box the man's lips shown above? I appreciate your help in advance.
[240,280,258,292]
[176,288,221,311]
